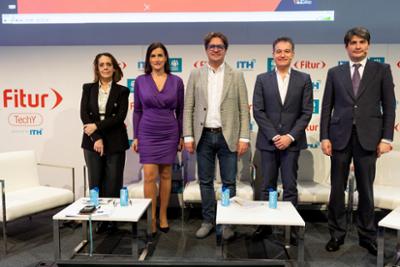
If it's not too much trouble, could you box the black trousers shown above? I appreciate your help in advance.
[83,149,126,198]
[328,127,377,243]
[260,149,300,207]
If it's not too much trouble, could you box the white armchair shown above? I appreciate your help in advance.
[373,151,400,210]
[0,150,75,253]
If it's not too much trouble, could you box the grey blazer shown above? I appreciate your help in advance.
[183,63,250,152]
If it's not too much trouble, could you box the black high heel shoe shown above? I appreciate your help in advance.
[158,225,170,233]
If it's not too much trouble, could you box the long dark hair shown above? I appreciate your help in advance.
[144,42,171,74]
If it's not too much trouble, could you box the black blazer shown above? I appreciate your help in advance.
[253,69,313,151]
[80,82,130,154]
[320,61,396,151]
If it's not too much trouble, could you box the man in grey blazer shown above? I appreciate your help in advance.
[252,37,313,240]
[183,32,250,239]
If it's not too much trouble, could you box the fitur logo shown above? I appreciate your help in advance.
[119,61,128,69]
[294,60,326,69]
[1,88,63,109]
[194,60,207,68]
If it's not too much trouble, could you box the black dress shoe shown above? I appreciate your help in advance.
[252,226,272,241]
[359,240,377,256]
[325,238,344,252]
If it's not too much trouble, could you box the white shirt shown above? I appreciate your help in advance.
[184,63,249,143]
[205,63,225,128]
[273,68,294,142]
[98,81,112,121]
[276,68,291,104]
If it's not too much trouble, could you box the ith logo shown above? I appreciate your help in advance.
[294,60,326,69]
[236,59,256,70]
[2,88,63,109]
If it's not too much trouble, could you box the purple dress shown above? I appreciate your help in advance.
[133,74,184,164]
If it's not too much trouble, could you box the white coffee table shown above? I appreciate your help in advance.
[52,197,152,262]
[216,200,305,266]
[377,207,400,267]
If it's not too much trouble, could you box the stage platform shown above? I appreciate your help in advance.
[0,207,398,267]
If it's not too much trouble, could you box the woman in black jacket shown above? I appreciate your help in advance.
[80,53,130,221]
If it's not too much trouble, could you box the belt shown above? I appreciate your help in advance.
[204,127,222,133]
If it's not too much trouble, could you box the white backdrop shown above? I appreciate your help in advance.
[0,44,398,196]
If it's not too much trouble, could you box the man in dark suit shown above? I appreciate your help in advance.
[252,37,313,239]
[320,27,396,255]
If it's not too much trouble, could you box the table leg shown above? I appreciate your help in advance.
[53,220,61,260]
[297,226,305,267]
[82,220,88,241]
[216,224,223,258]
[132,222,138,259]
[147,202,152,242]
[377,226,384,267]
[395,230,400,265]
[284,226,290,249]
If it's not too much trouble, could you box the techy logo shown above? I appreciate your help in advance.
[194,60,207,68]
[294,60,326,69]
[2,88,63,109]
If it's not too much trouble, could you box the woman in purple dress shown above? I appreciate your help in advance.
[133,43,184,235]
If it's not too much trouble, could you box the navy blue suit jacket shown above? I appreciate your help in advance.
[320,61,396,151]
[253,69,313,151]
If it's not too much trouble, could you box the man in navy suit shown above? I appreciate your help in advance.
[252,37,313,239]
[320,27,396,255]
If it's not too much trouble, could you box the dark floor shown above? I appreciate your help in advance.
[0,207,399,267]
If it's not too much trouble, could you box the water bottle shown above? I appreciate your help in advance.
[120,186,129,207]
[89,186,99,206]
[268,188,277,209]
[221,186,230,207]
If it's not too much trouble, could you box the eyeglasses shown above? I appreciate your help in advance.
[207,44,225,51]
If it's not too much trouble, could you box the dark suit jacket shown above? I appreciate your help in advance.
[320,61,396,151]
[80,82,130,154]
[253,69,313,151]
